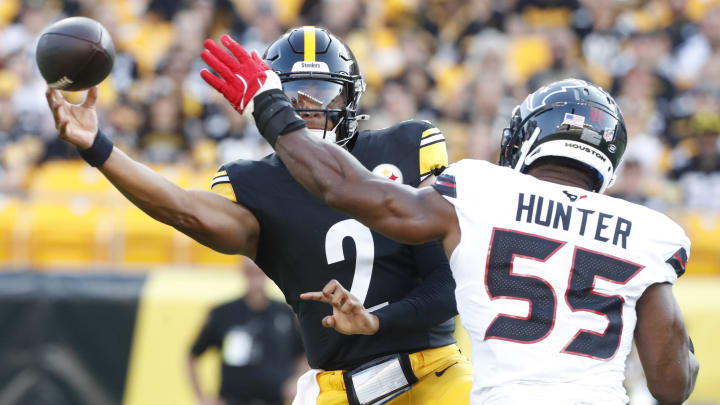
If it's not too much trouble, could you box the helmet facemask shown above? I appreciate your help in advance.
[280,72,364,147]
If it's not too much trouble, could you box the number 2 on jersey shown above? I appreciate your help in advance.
[325,219,374,305]
[485,228,643,360]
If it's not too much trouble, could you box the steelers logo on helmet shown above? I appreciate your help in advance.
[372,164,403,183]
[499,78,627,194]
[263,26,366,147]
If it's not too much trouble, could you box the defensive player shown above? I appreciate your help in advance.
[45,28,472,404]
[208,40,699,404]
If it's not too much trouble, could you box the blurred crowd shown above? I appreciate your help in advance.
[2,0,720,212]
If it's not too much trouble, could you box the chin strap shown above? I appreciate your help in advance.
[308,128,337,142]
[311,114,370,146]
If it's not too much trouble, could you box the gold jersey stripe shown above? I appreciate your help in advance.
[419,140,448,175]
[421,127,441,138]
[211,182,237,203]
[304,26,316,61]
[213,170,227,179]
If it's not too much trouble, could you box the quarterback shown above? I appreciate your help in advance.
[45,27,472,405]
[209,38,699,405]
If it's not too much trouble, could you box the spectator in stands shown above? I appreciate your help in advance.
[2,0,720,268]
[106,99,144,153]
[140,94,185,163]
[188,260,307,405]
[527,26,588,89]
[608,157,665,211]
[673,4,720,86]
[669,112,720,211]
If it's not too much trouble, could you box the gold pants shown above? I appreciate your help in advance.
[316,344,473,405]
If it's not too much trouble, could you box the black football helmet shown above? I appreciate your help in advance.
[499,78,627,193]
[263,26,365,146]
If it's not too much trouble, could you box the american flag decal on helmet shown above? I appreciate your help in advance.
[433,173,456,198]
[666,247,688,277]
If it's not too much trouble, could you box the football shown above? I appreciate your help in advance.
[36,17,115,91]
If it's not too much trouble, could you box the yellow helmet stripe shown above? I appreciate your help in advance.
[303,26,316,61]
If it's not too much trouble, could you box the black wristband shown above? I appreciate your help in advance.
[252,89,307,147]
[78,130,114,167]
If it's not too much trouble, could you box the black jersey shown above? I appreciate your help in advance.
[210,120,453,370]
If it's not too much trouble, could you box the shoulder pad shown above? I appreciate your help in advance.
[657,214,691,278]
[635,207,692,280]
[209,160,249,203]
[412,120,448,179]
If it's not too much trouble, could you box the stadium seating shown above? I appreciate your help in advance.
[3,160,720,272]
[28,160,112,194]
[26,198,111,267]
[0,161,242,270]
[0,197,19,264]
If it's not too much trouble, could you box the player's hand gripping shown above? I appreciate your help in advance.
[45,86,98,149]
[200,34,282,116]
[300,280,380,335]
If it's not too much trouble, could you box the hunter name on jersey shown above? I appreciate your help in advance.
[210,120,451,370]
[515,192,632,248]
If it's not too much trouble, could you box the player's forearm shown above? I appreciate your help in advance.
[685,351,699,400]
[99,147,200,230]
[650,361,697,405]
[638,305,699,404]
[640,342,695,403]
[669,347,700,403]
[275,129,362,205]
[374,262,457,333]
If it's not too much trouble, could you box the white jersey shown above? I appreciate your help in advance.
[432,159,690,405]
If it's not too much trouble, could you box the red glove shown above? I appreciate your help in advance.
[200,34,282,116]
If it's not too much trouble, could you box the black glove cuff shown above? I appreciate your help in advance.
[78,130,114,167]
[252,89,307,147]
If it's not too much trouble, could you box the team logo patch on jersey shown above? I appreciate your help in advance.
[372,164,403,183]
[666,247,688,277]
[562,113,585,128]
[562,190,587,202]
